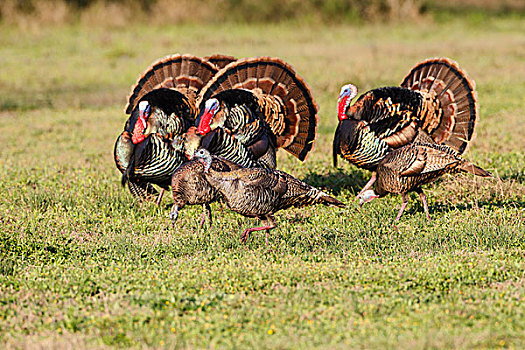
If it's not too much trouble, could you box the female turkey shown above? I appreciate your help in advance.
[192,149,345,244]
[333,57,478,195]
[194,56,319,169]
[358,142,491,220]
[114,54,218,202]
[170,130,242,227]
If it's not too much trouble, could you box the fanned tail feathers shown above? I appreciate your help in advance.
[198,57,319,161]
[125,54,218,114]
[401,57,478,154]
[204,54,237,69]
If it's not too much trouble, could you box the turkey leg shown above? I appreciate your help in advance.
[395,193,409,221]
[241,216,276,244]
[358,172,377,196]
[155,189,165,206]
[415,188,431,220]
[200,203,213,228]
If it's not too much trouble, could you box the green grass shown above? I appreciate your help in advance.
[1,16,524,349]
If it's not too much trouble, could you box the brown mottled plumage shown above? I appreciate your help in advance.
[334,57,478,194]
[358,142,492,220]
[114,54,219,202]
[193,149,345,243]
[195,56,319,169]
[170,155,242,226]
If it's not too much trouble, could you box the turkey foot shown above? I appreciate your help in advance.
[241,216,276,244]
[358,172,376,196]
[395,194,409,221]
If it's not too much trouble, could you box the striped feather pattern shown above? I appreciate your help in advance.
[401,57,478,154]
[125,54,218,115]
[375,142,490,196]
[116,54,218,200]
[201,128,271,168]
[334,58,479,173]
[198,57,319,161]
[204,54,237,69]
[202,159,345,219]
[130,134,186,188]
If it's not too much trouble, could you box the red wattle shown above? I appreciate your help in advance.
[197,112,212,135]
[337,96,348,121]
[131,117,147,144]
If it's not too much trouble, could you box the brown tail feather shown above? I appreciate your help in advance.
[204,54,237,69]
[125,54,218,114]
[198,57,319,161]
[320,194,346,208]
[400,57,478,155]
[460,162,492,177]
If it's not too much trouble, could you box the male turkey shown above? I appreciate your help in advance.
[114,54,218,202]
[204,54,237,69]
[192,149,345,244]
[358,141,491,220]
[194,56,319,169]
[170,132,242,226]
[333,57,478,195]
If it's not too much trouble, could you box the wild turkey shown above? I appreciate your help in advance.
[194,56,319,169]
[204,54,237,69]
[192,149,345,243]
[358,141,491,220]
[114,54,218,202]
[170,150,242,227]
[333,57,478,195]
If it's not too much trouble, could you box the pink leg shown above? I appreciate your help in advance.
[395,194,409,221]
[199,204,213,228]
[240,216,276,244]
[416,188,430,220]
[358,172,377,196]
[155,189,165,206]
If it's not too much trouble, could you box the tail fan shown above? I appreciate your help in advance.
[401,57,478,154]
[198,57,319,161]
[125,54,218,114]
[460,162,492,177]
[320,193,346,208]
[204,54,237,69]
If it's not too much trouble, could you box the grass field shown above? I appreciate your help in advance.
[1,15,524,349]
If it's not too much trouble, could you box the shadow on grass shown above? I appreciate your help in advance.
[302,168,370,195]
[428,198,525,214]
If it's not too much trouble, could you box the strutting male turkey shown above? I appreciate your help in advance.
[114,54,218,203]
[333,57,479,195]
[194,56,319,169]
[192,149,345,244]
[358,141,492,221]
